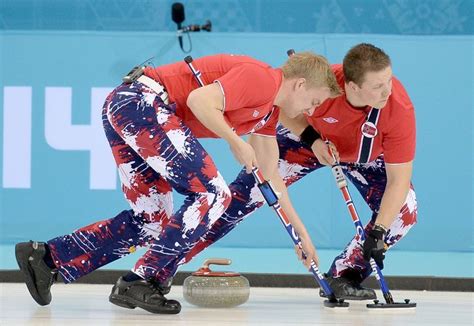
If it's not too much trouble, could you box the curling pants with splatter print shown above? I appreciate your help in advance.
[47,81,231,283]
[167,125,417,282]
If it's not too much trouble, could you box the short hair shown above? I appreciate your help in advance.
[282,51,341,97]
[343,43,391,86]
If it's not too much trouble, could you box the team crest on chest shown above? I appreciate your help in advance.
[361,121,378,138]
[323,117,338,123]
[252,110,260,117]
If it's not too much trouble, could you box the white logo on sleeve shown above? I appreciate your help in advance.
[323,117,338,123]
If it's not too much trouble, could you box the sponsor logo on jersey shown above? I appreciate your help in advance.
[323,117,338,123]
[247,107,275,134]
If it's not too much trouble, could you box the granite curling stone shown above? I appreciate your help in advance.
[183,258,250,308]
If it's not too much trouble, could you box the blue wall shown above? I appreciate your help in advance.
[1,0,473,35]
[1,30,473,255]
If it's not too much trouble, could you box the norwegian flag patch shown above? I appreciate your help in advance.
[361,121,378,138]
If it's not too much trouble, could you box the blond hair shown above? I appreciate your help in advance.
[281,51,341,97]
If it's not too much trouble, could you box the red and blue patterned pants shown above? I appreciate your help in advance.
[48,81,231,283]
[174,126,418,281]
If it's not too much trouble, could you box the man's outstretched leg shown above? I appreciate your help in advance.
[15,209,159,306]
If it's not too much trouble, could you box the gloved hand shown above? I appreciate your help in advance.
[362,225,387,269]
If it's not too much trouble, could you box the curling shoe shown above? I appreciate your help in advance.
[319,274,376,301]
[15,241,58,306]
[109,277,181,314]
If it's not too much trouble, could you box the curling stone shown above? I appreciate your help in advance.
[183,258,250,308]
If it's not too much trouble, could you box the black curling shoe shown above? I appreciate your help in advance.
[319,274,376,301]
[15,241,58,306]
[109,277,181,314]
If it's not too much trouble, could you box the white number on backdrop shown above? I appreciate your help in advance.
[3,87,32,188]
[2,87,117,190]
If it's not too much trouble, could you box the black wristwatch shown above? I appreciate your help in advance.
[300,125,321,146]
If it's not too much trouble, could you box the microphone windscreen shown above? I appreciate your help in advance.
[171,3,185,24]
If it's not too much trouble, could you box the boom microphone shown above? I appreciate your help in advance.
[172,2,185,48]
